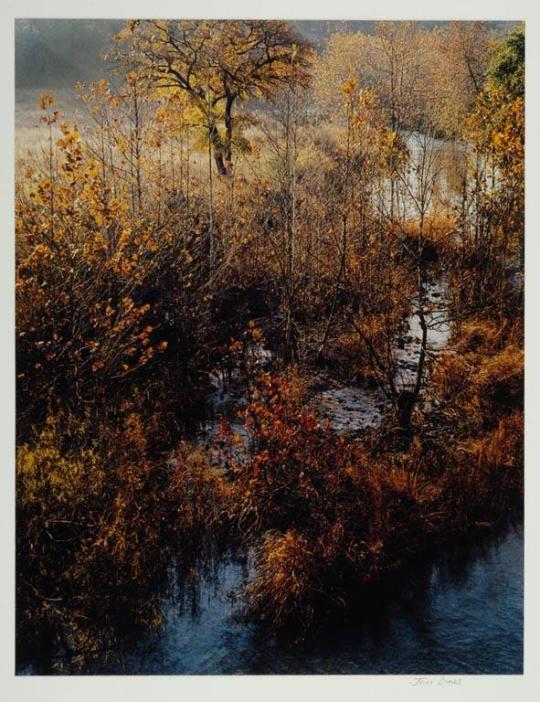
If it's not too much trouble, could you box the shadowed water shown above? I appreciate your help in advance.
[76,521,522,675]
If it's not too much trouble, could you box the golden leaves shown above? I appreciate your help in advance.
[340,78,358,96]
[39,92,55,111]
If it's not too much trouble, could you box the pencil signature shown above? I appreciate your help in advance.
[409,676,463,687]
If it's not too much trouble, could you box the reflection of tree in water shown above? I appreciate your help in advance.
[432,522,512,588]
[168,546,252,622]
[219,519,522,674]
[20,517,521,674]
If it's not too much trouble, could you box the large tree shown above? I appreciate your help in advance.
[113,20,312,175]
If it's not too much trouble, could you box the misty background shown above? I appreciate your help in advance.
[16,19,517,90]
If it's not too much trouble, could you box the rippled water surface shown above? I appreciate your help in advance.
[80,522,522,675]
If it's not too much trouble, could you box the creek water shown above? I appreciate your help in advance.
[195,276,451,447]
[98,273,519,676]
[65,521,523,674]
[311,279,452,433]
[19,272,522,676]
[106,271,516,676]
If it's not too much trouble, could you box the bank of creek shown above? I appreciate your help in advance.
[18,275,523,675]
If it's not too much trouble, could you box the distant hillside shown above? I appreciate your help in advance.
[15,19,123,89]
[293,20,518,45]
[16,19,519,90]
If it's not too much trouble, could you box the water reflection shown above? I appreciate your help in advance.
[80,521,522,675]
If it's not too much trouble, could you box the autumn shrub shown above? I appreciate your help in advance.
[244,530,332,630]
[228,374,360,533]
[16,409,226,670]
[400,215,459,262]
[428,311,523,521]
[224,373,420,628]
[322,331,379,383]
[221,364,523,632]
[16,113,218,439]
[166,443,231,546]
[433,311,523,430]
[443,411,523,524]
[458,318,502,352]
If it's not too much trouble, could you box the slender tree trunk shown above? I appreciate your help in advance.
[47,121,55,235]
[207,127,215,275]
[317,216,347,363]
[397,306,427,431]
[185,128,190,207]
[213,149,228,176]
[224,93,235,166]
[157,141,162,226]
[132,86,143,212]
[284,87,299,364]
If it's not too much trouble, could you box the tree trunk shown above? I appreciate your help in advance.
[224,93,235,165]
[397,307,428,431]
[213,149,228,176]
[208,123,229,176]
[208,114,235,177]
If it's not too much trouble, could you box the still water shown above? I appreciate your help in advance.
[85,521,522,675]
